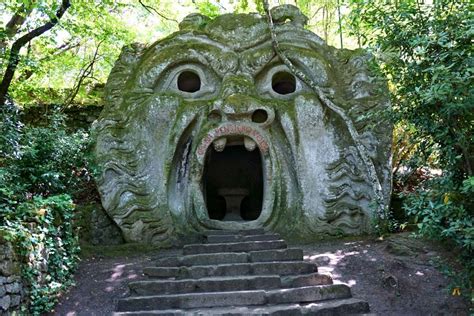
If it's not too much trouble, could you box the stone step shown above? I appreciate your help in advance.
[131,272,333,296]
[204,228,266,236]
[249,248,303,262]
[266,284,351,304]
[116,290,266,312]
[116,284,351,312]
[155,248,303,267]
[144,261,318,279]
[182,240,287,255]
[129,275,282,295]
[113,298,370,315]
[156,252,248,267]
[206,233,281,244]
[281,272,333,287]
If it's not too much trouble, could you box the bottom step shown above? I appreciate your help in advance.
[116,285,351,311]
[114,298,369,315]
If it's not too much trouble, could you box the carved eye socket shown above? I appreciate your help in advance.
[272,71,296,95]
[177,71,201,93]
[256,64,303,99]
[155,64,218,99]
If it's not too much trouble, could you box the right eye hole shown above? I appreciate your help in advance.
[272,71,296,95]
[177,71,201,93]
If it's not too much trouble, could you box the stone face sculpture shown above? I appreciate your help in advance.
[94,5,392,245]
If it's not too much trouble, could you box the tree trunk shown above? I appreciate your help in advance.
[0,0,71,107]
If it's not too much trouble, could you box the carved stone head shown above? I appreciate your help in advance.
[94,5,392,244]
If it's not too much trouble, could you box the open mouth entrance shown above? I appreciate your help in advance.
[203,139,263,221]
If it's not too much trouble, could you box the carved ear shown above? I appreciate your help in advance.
[179,13,210,31]
[103,43,146,108]
[270,5,308,28]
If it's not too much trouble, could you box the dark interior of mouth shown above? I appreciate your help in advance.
[203,140,263,221]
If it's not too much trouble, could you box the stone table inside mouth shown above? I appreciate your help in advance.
[218,188,249,221]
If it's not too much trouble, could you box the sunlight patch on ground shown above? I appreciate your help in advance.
[304,250,361,286]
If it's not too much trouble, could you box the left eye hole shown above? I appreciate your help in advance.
[177,71,201,93]
[156,64,218,99]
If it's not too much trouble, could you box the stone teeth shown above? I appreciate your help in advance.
[213,137,227,152]
[244,137,256,151]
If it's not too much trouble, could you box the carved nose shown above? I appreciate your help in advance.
[221,74,256,98]
[210,74,274,127]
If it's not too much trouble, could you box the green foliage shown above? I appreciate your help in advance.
[0,109,90,313]
[348,1,473,181]
[403,177,473,296]
[0,100,22,160]
[0,111,90,215]
[197,0,221,18]
[3,194,79,315]
[1,0,179,106]
[347,0,473,297]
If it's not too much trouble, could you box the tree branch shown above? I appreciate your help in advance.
[18,41,82,82]
[0,0,71,106]
[138,0,178,23]
[64,40,103,107]
[263,1,388,225]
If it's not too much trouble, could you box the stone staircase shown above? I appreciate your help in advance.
[114,229,370,315]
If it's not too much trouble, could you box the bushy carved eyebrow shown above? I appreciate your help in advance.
[240,39,325,78]
[144,34,238,75]
[239,44,276,75]
[132,38,239,89]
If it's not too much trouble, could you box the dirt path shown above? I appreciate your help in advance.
[52,234,469,315]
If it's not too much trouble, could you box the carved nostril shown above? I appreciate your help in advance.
[208,110,223,122]
[252,109,268,124]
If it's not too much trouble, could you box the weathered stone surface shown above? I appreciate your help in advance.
[129,275,281,295]
[181,252,249,266]
[206,233,281,243]
[0,240,25,314]
[205,229,266,236]
[183,240,286,255]
[94,5,392,244]
[266,284,352,304]
[0,261,19,277]
[117,290,267,311]
[0,295,10,311]
[5,276,20,283]
[143,266,179,278]
[9,295,21,307]
[113,298,369,315]
[160,261,317,280]
[90,207,124,245]
[249,248,303,262]
[77,203,124,245]
[282,273,333,287]
[5,282,21,294]
[115,229,370,314]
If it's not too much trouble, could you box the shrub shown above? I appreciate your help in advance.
[0,107,90,314]
[4,195,80,314]
[347,1,473,298]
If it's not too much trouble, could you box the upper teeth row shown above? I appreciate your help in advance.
[212,137,257,152]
